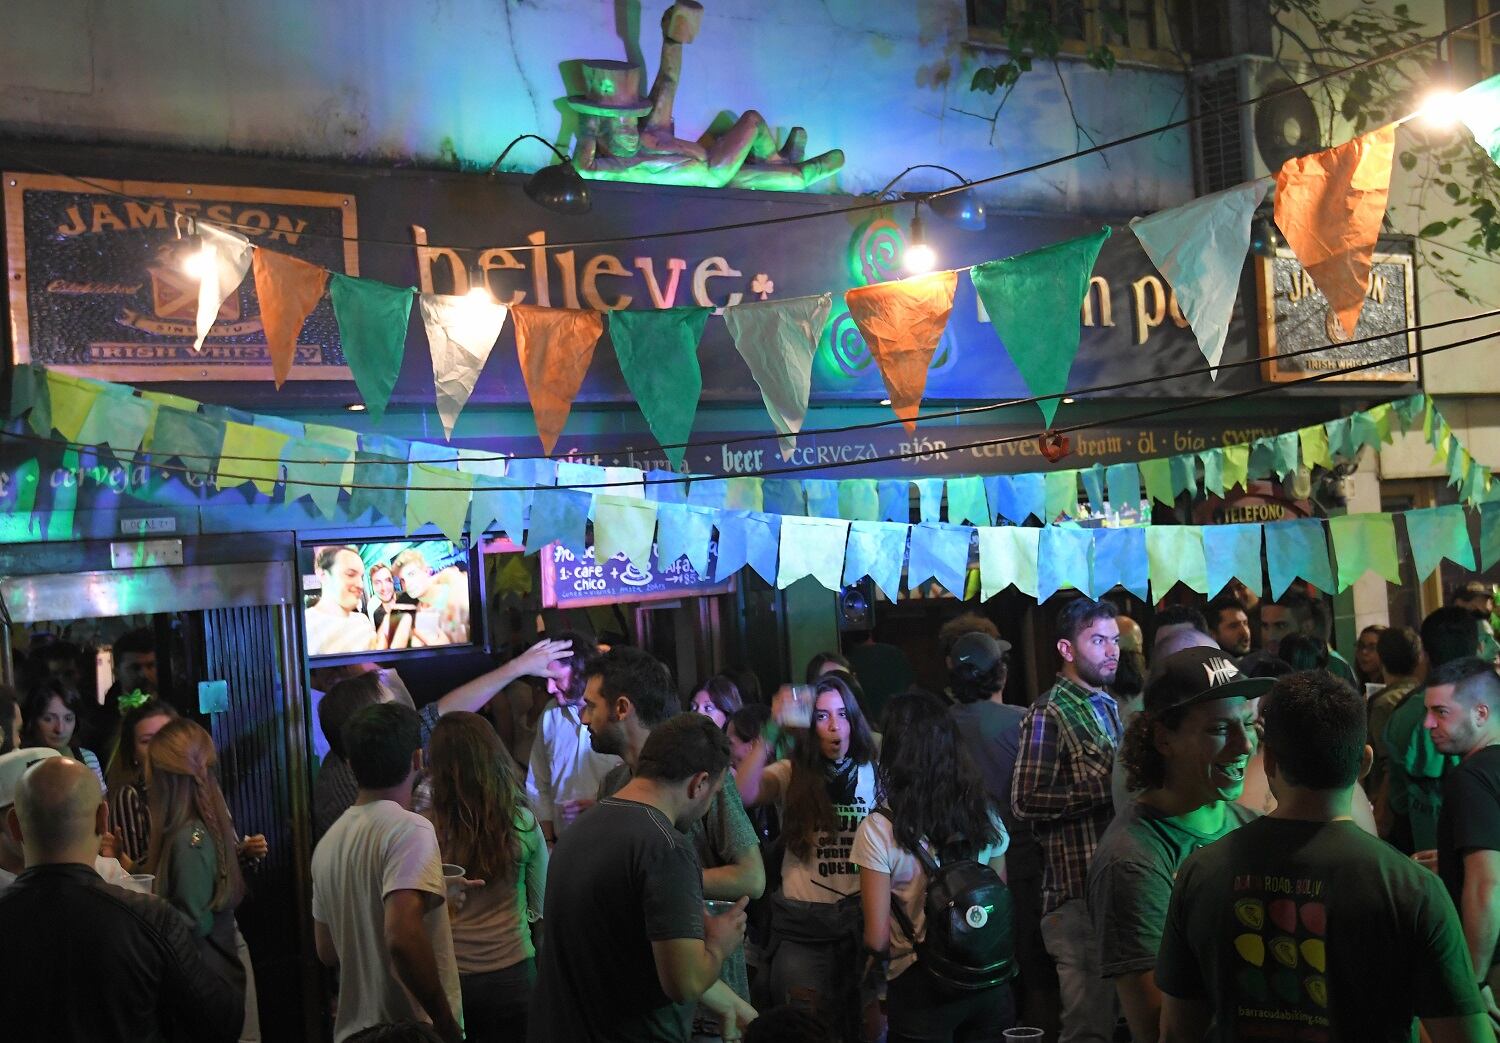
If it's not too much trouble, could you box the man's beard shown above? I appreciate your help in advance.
[1077,660,1117,689]
[590,718,624,756]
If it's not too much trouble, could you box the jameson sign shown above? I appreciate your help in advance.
[539,540,732,609]
[4,173,359,382]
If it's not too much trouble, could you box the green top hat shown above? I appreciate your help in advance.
[566,60,654,117]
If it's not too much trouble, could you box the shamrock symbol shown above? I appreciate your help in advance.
[750,273,774,300]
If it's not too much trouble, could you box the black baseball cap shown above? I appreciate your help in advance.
[1143,645,1274,717]
[950,631,1012,672]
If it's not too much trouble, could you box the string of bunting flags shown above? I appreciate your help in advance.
[6,365,1496,605]
[149,74,1500,464]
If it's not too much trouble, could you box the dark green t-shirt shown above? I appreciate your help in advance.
[1086,799,1258,978]
[1157,817,1482,1042]
[1438,744,1500,968]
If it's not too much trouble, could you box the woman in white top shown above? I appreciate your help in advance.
[853,690,1013,1042]
[736,672,880,1040]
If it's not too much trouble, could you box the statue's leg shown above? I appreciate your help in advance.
[706,115,761,183]
[778,127,807,163]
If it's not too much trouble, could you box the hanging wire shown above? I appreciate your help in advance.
[7,326,1495,493]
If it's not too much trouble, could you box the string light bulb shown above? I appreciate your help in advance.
[180,236,213,280]
[904,204,936,275]
[1416,87,1463,128]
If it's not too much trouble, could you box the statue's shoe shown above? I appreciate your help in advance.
[779,127,808,162]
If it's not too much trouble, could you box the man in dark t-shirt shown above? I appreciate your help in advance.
[1088,646,1269,1042]
[529,692,752,1043]
[1427,657,1500,1025]
[1158,671,1488,1043]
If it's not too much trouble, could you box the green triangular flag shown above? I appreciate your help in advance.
[406,462,473,544]
[969,227,1111,426]
[147,406,225,482]
[8,364,50,436]
[838,479,880,522]
[1045,470,1080,521]
[1221,443,1250,492]
[1140,457,1174,506]
[946,476,989,526]
[1299,424,1332,470]
[1328,513,1400,591]
[329,273,414,423]
[593,495,658,570]
[1105,463,1140,514]
[348,452,406,526]
[1200,448,1226,497]
[1481,503,1500,571]
[282,440,350,519]
[609,307,711,470]
[1404,505,1475,581]
[1458,72,1500,167]
[46,372,101,443]
[1264,518,1335,599]
[1271,431,1300,478]
[1146,526,1208,597]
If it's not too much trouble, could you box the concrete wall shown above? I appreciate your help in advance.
[0,0,1192,215]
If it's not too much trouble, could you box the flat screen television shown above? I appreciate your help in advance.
[299,538,482,662]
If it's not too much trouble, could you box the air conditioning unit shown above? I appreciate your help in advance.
[1190,56,1352,195]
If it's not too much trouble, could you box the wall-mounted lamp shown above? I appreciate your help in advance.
[489,134,592,215]
[905,203,937,275]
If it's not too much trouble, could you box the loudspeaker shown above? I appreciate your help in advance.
[838,579,875,631]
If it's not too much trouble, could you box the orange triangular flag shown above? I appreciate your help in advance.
[844,270,958,433]
[512,304,604,454]
[1274,125,1395,339]
[252,249,329,388]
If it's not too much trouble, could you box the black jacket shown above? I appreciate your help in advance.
[0,863,244,1043]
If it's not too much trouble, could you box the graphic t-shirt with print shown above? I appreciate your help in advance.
[1157,817,1482,1042]
[763,758,877,902]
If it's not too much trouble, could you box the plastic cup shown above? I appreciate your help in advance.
[122,873,155,895]
[442,863,465,917]
[1003,1030,1045,1041]
[778,684,815,728]
[704,899,735,917]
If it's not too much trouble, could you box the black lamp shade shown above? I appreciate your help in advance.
[525,162,592,215]
[928,189,986,231]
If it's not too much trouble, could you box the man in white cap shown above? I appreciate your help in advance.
[0,746,131,894]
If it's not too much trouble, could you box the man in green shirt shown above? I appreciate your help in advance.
[1087,646,1270,1042]
[1158,671,1489,1043]
[1386,608,1478,853]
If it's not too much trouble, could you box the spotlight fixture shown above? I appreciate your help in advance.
[905,204,937,275]
[489,134,592,215]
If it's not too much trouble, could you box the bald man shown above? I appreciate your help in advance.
[0,756,243,1043]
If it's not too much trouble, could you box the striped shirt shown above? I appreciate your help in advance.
[1010,675,1123,913]
[110,780,151,865]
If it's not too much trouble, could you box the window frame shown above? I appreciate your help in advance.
[966,0,1187,71]
[1447,0,1497,80]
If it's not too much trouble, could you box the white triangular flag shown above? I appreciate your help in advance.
[418,292,510,439]
[723,293,832,460]
[193,223,253,353]
[1130,178,1271,377]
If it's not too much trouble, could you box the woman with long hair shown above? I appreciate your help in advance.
[853,690,1013,1041]
[21,680,105,791]
[691,674,743,729]
[737,673,880,1039]
[106,698,179,866]
[146,717,258,1039]
[424,712,548,1042]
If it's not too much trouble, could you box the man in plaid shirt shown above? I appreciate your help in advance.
[1012,597,1124,1043]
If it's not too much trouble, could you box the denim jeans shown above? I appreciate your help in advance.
[1040,898,1117,1043]
[459,958,534,1043]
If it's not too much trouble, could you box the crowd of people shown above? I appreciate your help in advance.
[4,577,1500,1042]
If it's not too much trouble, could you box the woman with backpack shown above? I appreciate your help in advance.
[736,673,880,1040]
[853,690,1015,1042]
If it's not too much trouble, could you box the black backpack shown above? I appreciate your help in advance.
[875,808,1016,992]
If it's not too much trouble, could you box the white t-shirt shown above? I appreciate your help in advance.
[0,855,131,895]
[525,702,621,834]
[852,808,1008,979]
[764,758,877,903]
[305,605,376,656]
[311,800,462,1042]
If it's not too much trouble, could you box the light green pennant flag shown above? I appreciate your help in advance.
[978,525,1040,599]
[1170,454,1198,498]
[305,422,361,488]
[46,372,100,443]
[348,453,407,526]
[77,393,154,464]
[1221,442,1250,491]
[147,406,225,481]
[1393,393,1425,431]
[406,462,473,545]
[1481,502,1500,570]
[946,476,989,526]
[777,517,850,591]
[1038,525,1094,602]
[1458,72,1500,167]
[1200,448,1226,497]
[282,440,350,519]
[609,307,712,471]
[1264,518,1335,599]
[329,273,414,423]
[9,364,49,435]
[1405,505,1475,581]
[723,477,764,512]
[1140,457,1174,506]
[969,227,1111,426]
[1328,513,1401,592]
[1368,402,1394,444]
[1299,424,1332,470]
[1045,470,1080,521]
[838,479,880,522]
[1146,526,1208,597]
[593,495,658,570]
[218,421,289,494]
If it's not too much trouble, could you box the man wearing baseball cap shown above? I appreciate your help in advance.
[1087,646,1269,1043]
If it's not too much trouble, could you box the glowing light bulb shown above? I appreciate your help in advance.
[904,242,937,275]
[181,241,214,280]
[1416,88,1463,128]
